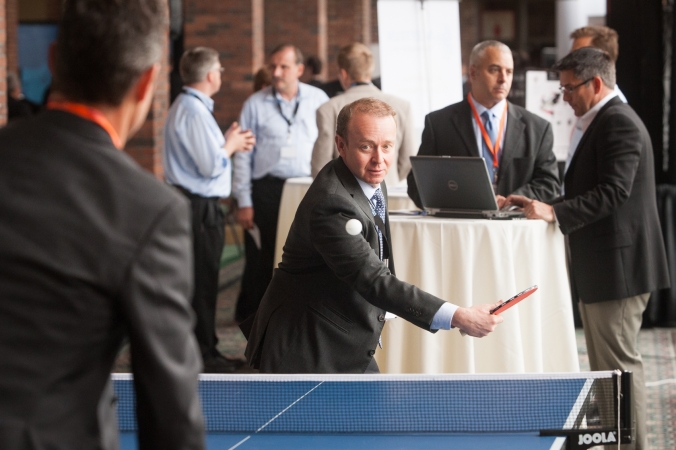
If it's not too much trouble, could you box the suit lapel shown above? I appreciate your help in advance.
[450,101,479,157]
[379,182,395,273]
[498,103,525,185]
[333,158,393,267]
[565,96,623,186]
[334,158,377,221]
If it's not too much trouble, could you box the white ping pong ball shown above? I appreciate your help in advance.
[345,219,362,235]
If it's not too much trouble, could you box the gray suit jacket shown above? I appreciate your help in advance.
[0,111,204,449]
[244,157,446,373]
[311,84,416,185]
[552,97,670,303]
[408,99,560,207]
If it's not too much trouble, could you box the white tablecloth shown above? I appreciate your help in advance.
[273,177,579,374]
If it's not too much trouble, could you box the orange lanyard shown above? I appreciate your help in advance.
[47,101,122,149]
[467,93,508,168]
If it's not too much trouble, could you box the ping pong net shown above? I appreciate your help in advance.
[112,370,632,450]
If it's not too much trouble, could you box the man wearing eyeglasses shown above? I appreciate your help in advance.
[407,40,560,209]
[505,47,670,450]
[564,26,627,188]
[164,47,256,373]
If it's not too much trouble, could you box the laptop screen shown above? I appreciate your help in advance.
[410,156,499,212]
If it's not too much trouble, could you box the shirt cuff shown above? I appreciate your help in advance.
[235,193,253,208]
[430,302,459,330]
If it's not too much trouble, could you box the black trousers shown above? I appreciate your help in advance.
[180,188,224,359]
[235,176,286,322]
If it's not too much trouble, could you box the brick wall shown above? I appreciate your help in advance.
[124,57,170,178]
[6,0,15,73]
[459,0,480,66]
[265,0,321,65]
[185,0,258,127]
[123,10,170,177]
[326,0,361,79]
[0,0,6,127]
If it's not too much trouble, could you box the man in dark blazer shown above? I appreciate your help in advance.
[0,1,204,449]
[407,40,560,209]
[506,48,670,450]
[244,98,503,374]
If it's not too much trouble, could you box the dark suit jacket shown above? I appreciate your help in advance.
[552,97,670,303]
[0,111,204,449]
[244,158,446,373]
[408,99,560,207]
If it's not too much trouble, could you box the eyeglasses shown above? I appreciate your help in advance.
[559,78,593,94]
[211,66,225,73]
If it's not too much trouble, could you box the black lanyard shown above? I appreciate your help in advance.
[272,87,301,127]
[181,88,214,117]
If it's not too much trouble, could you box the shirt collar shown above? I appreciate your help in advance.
[269,83,303,103]
[470,94,507,120]
[354,175,379,203]
[183,86,214,112]
[577,91,618,132]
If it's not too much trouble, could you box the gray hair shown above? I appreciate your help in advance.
[552,47,616,89]
[54,0,168,106]
[180,47,220,85]
[469,40,512,67]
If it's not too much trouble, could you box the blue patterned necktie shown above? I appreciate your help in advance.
[481,110,499,183]
[370,188,386,260]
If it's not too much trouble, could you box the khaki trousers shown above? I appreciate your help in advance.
[578,293,650,450]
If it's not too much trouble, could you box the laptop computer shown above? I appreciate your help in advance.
[409,156,525,219]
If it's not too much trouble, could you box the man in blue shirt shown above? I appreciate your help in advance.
[233,44,329,322]
[164,47,255,373]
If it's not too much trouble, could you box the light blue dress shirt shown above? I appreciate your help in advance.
[354,176,457,330]
[233,83,329,207]
[163,87,231,197]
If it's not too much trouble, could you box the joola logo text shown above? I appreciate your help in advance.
[578,431,617,445]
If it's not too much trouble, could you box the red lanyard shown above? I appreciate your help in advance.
[467,93,508,168]
[47,101,122,149]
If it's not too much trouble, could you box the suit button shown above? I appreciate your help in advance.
[368,350,375,357]
[378,314,385,322]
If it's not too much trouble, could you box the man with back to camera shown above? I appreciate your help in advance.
[163,47,255,373]
[233,44,329,323]
[407,40,560,209]
[311,42,416,186]
[0,0,205,448]
[244,98,504,374]
[505,48,670,450]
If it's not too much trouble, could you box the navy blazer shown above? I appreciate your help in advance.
[551,97,670,303]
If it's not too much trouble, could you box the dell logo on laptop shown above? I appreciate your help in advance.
[447,180,458,191]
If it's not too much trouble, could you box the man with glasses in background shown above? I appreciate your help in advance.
[164,47,255,373]
[563,26,627,190]
[505,47,670,450]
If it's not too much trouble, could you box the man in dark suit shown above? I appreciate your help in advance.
[244,98,503,374]
[0,1,204,449]
[408,40,560,208]
[506,48,670,450]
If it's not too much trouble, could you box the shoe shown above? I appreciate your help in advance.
[202,353,246,373]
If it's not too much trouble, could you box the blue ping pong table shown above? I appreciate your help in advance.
[113,372,616,450]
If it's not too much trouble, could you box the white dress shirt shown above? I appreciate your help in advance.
[354,176,458,330]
